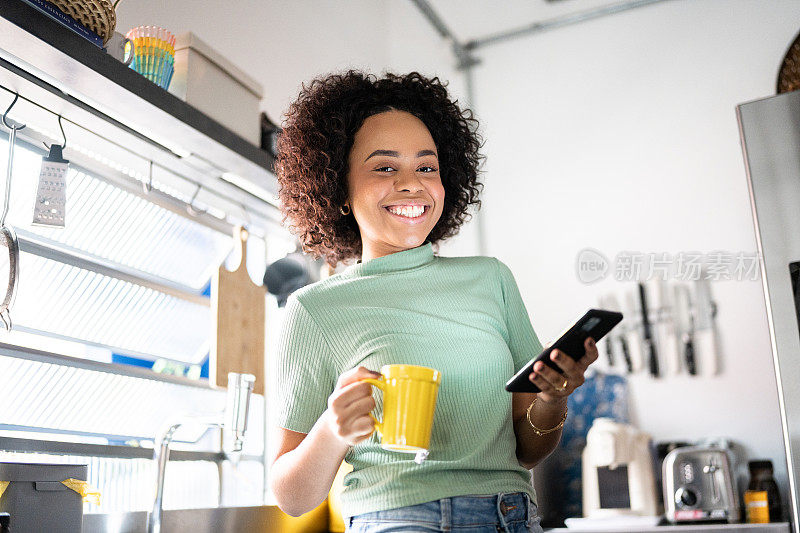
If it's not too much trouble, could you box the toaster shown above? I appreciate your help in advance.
[663,445,740,523]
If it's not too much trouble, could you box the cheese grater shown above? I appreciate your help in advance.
[32,144,68,227]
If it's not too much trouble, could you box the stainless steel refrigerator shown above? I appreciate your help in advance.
[739,88,800,532]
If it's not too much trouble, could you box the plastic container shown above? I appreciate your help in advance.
[0,462,87,532]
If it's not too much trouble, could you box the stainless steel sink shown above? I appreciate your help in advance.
[83,505,329,533]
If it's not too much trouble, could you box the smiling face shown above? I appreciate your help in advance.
[345,110,445,262]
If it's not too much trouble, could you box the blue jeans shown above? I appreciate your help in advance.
[346,492,544,532]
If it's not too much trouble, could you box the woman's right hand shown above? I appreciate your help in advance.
[325,366,382,447]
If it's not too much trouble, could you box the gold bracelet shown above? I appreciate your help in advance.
[526,397,568,436]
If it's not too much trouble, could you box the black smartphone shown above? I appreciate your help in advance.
[505,308,623,393]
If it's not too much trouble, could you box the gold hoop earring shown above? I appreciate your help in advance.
[339,204,351,216]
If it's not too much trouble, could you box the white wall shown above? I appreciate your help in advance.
[471,0,800,499]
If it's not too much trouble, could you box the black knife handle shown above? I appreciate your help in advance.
[638,283,652,337]
[647,340,659,377]
[685,338,696,375]
[604,339,614,366]
[619,336,633,373]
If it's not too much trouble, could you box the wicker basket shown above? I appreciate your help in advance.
[47,0,117,45]
[778,30,800,94]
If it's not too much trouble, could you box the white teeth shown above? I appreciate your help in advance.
[388,205,425,218]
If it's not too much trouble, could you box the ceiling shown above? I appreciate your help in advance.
[425,0,655,47]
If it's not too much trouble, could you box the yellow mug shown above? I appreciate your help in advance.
[360,364,442,462]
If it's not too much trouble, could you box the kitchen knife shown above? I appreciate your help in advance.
[605,293,634,373]
[673,284,697,375]
[638,282,660,377]
[598,294,615,367]
[651,279,681,376]
[624,289,644,373]
[693,277,718,376]
[617,331,632,374]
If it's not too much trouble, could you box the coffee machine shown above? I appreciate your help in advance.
[663,445,739,523]
[582,418,659,518]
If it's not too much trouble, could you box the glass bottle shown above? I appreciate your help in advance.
[744,460,782,523]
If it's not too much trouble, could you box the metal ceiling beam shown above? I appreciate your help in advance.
[409,0,480,70]
[409,0,485,253]
[465,0,672,50]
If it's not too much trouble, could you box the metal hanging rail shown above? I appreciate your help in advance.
[0,82,283,240]
[465,0,673,50]
[0,436,233,462]
[16,232,210,306]
[0,125,212,304]
[0,340,210,386]
[0,124,236,248]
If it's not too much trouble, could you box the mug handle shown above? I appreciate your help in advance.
[359,377,384,437]
[122,37,135,66]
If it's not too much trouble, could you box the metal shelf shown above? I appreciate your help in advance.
[0,0,282,235]
[0,0,273,172]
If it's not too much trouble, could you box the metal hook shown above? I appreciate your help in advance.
[43,114,67,151]
[143,160,154,194]
[2,93,26,131]
[186,184,207,217]
[239,202,251,228]
[1,96,25,229]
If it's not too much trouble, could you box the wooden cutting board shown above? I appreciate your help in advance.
[211,226,265,395]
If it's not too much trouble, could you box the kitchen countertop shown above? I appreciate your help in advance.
[545,522,791,533]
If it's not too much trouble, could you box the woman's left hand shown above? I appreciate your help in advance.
[528,337,599,404]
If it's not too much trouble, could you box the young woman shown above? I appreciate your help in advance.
[269,70,598,533]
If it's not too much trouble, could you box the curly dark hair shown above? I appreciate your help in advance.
[275,70,484,267]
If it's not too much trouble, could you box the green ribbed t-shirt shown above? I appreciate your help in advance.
[274,241,544,518]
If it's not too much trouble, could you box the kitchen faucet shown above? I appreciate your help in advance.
[147,372,256,533]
